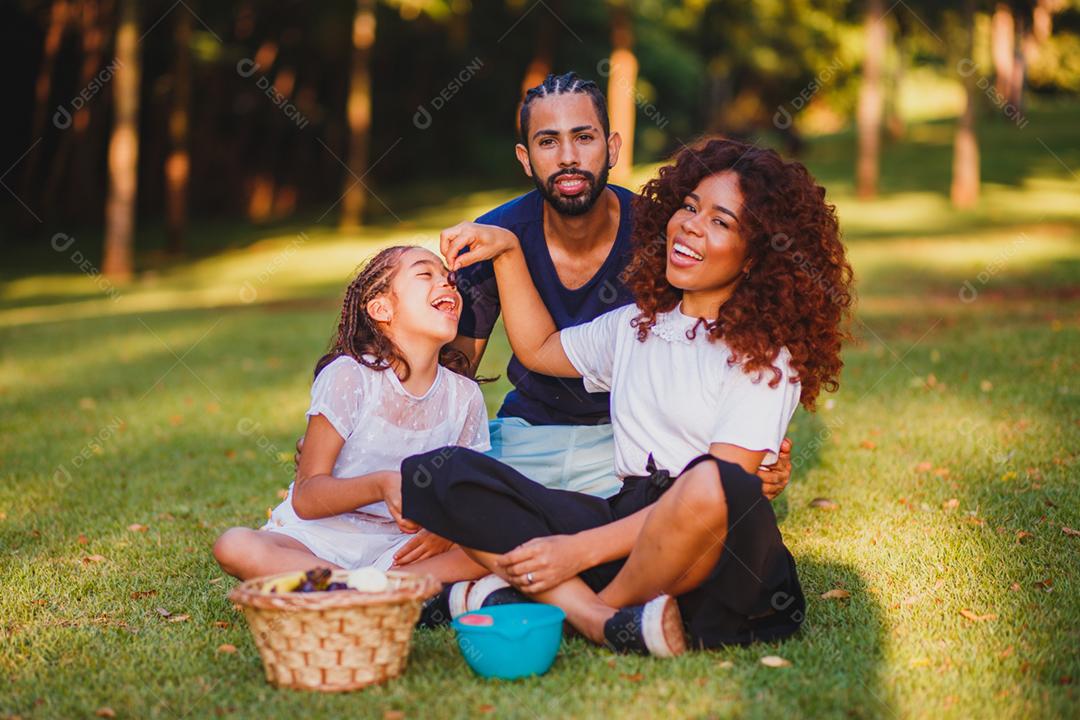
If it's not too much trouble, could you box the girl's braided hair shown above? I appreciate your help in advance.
[314,245,472,381]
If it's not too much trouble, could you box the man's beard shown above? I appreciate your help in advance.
[531,157,610,217]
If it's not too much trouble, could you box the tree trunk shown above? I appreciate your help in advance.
[856,0,885,199]
[165,6,192,253]
[607,2,637,183]
[951,0,980,210]
[340,0,375,230]
[102,0,140,279]
[885,19,906,141]
[21,0,71,209]
[991,3,1015,103]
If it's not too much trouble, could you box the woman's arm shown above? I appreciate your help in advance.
[490,246,579,377]
[440,222,578,378]
[290,415,413,530]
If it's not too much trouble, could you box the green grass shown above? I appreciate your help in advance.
[2,99,1079,719]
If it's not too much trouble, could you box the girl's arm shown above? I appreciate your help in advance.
[498,444,767,590]
[290,415,412,529]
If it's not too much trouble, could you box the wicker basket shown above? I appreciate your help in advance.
[229,569,441,692]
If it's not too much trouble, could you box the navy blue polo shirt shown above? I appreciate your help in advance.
[455,185,636,426]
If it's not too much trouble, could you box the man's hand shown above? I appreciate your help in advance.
[440,222,519,272]
[495,535,587,594]
[378,471,420,534]
[391,530,454,567]
[293,435,304,472]
[758,437,793,500]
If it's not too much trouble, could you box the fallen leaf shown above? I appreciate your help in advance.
[760,655,791,668]
[959,609,997,623]
[77,534,89,545]
[81,554,106,564]
[478,705,495,714]
[156,607,172,618]
[383,711,405,720]
[209,577,225,585]
[859,439,876,450]
[915,462,933,473]
[217,643,237,654]
[213,621,230,629]
[127,523,148,533]
[167,614,191,623]
[224,449,236,459]
[718,660,734,669]
[1063,527,1080,537]
[95,708,116,719]
[820,589,851,600]
[933,467,950,477]
[169,414,184,426]
[980,380,993,392]
[621,672,644,682]
[276,488,289,500]
[1009,582,1021,592]
[998,645,1014,660]
[1016,531,1033,543]
[942,498,959,510]
[809,497,838,510]
[1033,578,1053,592]
[130,590,157,600]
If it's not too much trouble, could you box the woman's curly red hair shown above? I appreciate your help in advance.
[623,137,854,410]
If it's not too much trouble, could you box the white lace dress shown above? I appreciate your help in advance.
[262,355,490,569]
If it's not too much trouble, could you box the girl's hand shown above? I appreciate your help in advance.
[391,530,454,567]
[496,535,587,594]
[378,471,420,534]
[440,222,519,271]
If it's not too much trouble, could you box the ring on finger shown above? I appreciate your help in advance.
[526,571,535,584]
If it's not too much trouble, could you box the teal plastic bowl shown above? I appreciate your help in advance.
[451,604,566,680]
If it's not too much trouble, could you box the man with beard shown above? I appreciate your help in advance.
[443,72,792,499]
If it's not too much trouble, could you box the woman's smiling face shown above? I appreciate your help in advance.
[664,171,750,300]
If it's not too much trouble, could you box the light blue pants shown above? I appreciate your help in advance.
[484,417,621,498]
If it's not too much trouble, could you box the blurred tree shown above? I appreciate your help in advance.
[21,0,71,214]
[340,0,375,230]
[951,0,980,209]
[856,0,886,199]
[165,5,192,253]
[102,0,139,278]
[991,2,1018,102]
[607,0,637,182]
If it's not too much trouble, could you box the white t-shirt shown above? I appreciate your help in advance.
[560,303,801,480]
[301,355,491,517]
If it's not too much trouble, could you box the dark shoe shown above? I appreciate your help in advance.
[466,574,533,611]
[418,580,472,628]
[603,595,687,657]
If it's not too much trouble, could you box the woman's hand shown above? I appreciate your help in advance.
[439,222,520,271]
[378,471,420,534]
[495,534,588,594]
[758,437,793,500]
[391,530,454,567]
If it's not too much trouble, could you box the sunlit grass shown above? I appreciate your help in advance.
[1,104,1077,719]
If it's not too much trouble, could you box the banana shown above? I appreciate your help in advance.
[261,570,306,594]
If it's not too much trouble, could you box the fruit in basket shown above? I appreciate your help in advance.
[346,566,389,592]
[305,567,333,591]
[262,571,306,594]
[326,582,349,591]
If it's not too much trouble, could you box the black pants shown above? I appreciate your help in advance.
[401,447,805,649]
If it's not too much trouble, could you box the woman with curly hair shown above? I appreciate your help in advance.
[401,138,854,655]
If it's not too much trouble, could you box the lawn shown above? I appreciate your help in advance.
[1,102,1078,719]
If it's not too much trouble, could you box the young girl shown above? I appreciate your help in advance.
[213,246,491,580]
[400,138,853,655]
